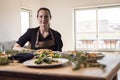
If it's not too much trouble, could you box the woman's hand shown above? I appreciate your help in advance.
[13,43,31,51]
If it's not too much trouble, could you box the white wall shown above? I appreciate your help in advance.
[40,0,120,51]
[0,0,41,42]
[0,0,21,42]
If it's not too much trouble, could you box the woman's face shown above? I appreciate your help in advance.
[37,10,51,27]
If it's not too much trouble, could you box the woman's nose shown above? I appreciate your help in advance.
[41,17,46,20]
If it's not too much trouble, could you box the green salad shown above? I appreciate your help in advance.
[34,51,61,64]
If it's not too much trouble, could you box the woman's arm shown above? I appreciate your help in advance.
[13,43,31,51]
[13,43,24,51]
[13,28,33,51]
[54,31,63,51]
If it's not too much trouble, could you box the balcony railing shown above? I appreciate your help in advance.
[76,39,120,51]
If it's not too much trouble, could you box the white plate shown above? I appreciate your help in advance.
[23,58,69,68]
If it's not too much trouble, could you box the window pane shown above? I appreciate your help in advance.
[98,7,120,32]
[98,7,120,40]
[75,9,96,33]
[75,9,97,49]
[21,10,31,35]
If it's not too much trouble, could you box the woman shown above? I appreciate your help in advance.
[13,7,63,51]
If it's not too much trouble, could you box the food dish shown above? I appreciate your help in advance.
[0,53,11,65]
[60,51,106,70]
[61,51,105,59]
[23,58,69,68]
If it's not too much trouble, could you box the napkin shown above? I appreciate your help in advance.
[9,53,34,63]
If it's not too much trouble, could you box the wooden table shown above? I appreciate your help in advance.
[0,52,120,80]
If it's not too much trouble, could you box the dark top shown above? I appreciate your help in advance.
[16,27,63,51]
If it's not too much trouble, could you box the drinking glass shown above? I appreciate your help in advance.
[0,44,5,54]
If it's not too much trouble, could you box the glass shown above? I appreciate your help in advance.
[98,7,120,40]
[21,11,29,35]
[0,44,5,54]
[75,9,96,33]
[21,9,32,35]
[98,7,120,32]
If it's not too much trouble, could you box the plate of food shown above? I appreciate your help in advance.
[0,52,12,65]
[61,50,106,70]
[87,52,105,59]
[23,58,69,68]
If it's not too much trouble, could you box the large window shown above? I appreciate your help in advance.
[74,6,120,50]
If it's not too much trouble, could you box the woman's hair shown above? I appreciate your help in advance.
[37,7,51,18]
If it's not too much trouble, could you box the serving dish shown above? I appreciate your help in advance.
[23,58,69,68]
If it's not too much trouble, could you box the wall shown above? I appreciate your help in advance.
[40,0,120,51]
[0,0,21,42]
[0,0,41,42]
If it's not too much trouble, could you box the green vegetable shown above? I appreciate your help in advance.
[43,57,52,64]
[0,51,2,54]
[34,51,60,64]
[65,51,106,70]
[0,57,9,65]
[34,58,42,64]
[52,54,60,58]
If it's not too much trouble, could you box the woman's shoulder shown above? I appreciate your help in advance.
[27,27,39,32]
[50,28,61,37]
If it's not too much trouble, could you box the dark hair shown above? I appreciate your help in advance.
[37,7,51,18]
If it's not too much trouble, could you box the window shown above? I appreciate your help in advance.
[74,6,120,50]
[21,9,32,35]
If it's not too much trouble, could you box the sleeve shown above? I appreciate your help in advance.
[55,32,63,51]
[16,28,32,47]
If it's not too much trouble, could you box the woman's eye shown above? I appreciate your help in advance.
[39,15,49,19]
[40,16,43,18]
[44,16,48,18]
